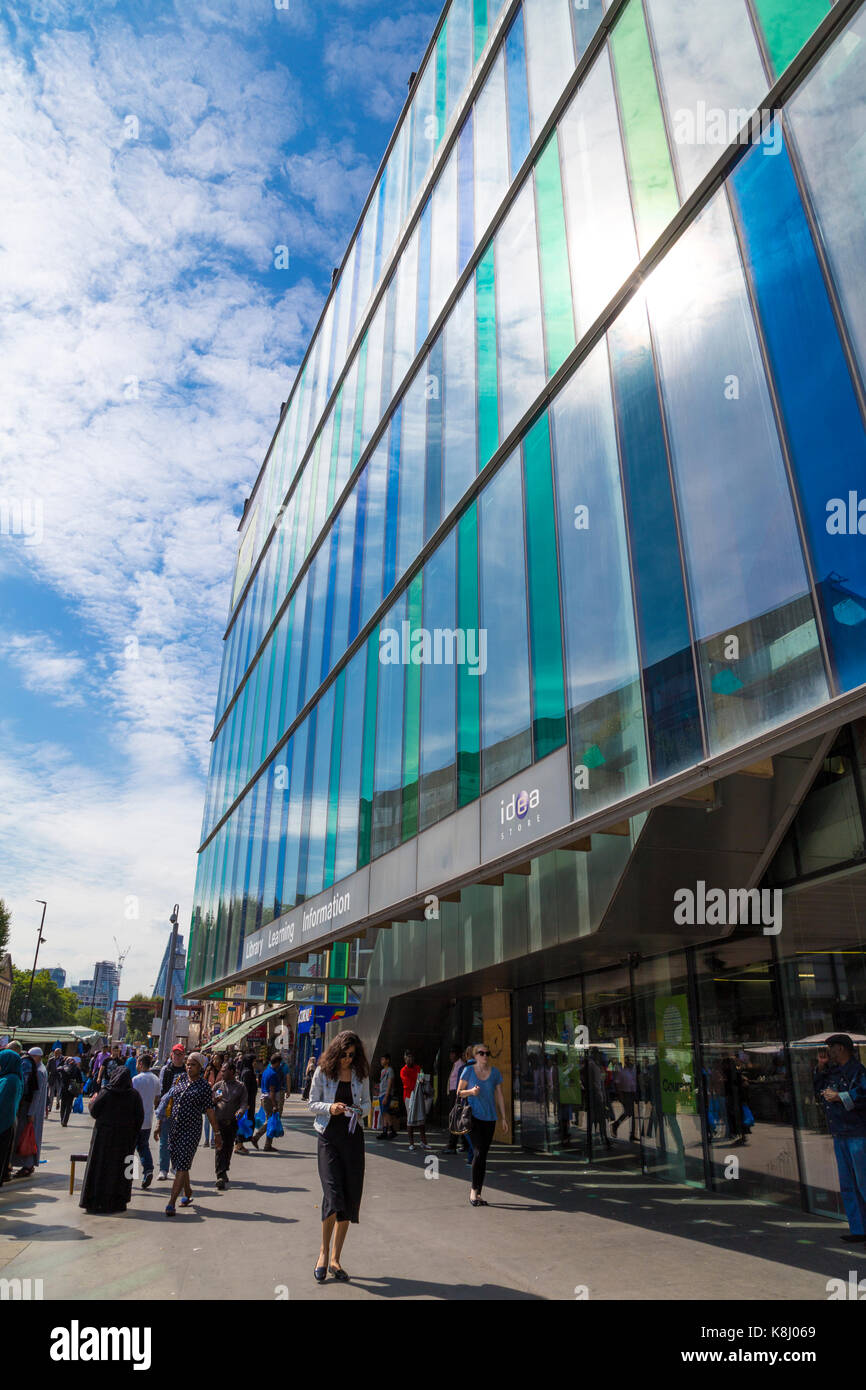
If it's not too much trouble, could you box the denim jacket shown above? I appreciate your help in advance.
[814,1058,866,1138]
[308,1066,371,1135]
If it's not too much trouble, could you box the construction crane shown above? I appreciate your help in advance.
[113,937,131,988]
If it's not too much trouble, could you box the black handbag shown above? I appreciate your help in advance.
[448,1095,472,1135]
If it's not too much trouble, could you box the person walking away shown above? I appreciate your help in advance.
[0,1050,24,1186]
[235,1053,257,1155]
[444,1046,469,1154]
[154,1051,219,1217]
[251,1053,283,1151]
[302,1056,316,1101]
[375,1054,396,1141]
[132,1052,161,1189]
[125,1049,138,1080]
[611,1056,638,1142]
[278,1054,290,1114]
[79,1065,144,1214]
[157,1044,186,1179]
[46,1048,62,1114]
[457,1042,508,1207]
[59,1055,83,1127]
[212,1061,248,1189]
[309,1030,371,1283]
[12,1048,49,1179]
[203,1053,223,1148]
[401,1050,431,1152]
[815,1033,866,1243]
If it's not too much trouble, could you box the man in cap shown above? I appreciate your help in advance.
[815,1034,866,1242]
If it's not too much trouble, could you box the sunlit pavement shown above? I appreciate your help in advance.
[0,1098,861,1301]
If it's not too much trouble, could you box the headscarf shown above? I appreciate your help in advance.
[187,1052,206,1068]
[0,1050,24,1132]
[28,1047,44,1059]
[107,1064,133,1090]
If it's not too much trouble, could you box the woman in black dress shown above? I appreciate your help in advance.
[308,1031,371,1283]
[154,1052,219,1217]
[79,1066,144,1214]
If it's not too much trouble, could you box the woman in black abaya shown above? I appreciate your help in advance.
[79,1064,144,1214]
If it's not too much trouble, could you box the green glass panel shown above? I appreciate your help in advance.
[473,0,488,64]
[327,387,343,513]
[609,0,679,252]
[305,435,322,553]
[457,503,481,805]
[327,941,349,1005]
[324,668,345,888]
[352,335,369,468]
[534,133,576,377]
[752,0,829,77]
[476,244,499,467]
[357,627,379,867]
[436,21,448,146]
[523,411,566,758]
[402,573,423,840]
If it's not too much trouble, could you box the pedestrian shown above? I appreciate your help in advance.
[154,1051,220,1217]
[12,1048,48,1179]
[815,1034,866,1243]
[375,1053,396,1140]
[309,1030,371,1283]
[457,1042,508,1207]
[235,1053,257,1155]
[302,1056,316,1101]
[59,1054,83,1127]
[278,1054,290,1114]
[132,1052,161,1190]
[212,1061,248,1190]
[203,1053,223,1148]
[611,1055,638,1142]
[400,1050,432,1152]
[444,1046,469,1154]
[98,1045,123,1090]
[79,1064,145,1215]
[124,1049,138,1080]
[0,1050,24,1187]
[46,1048,63,1114]
[251,1052,283,1151]
[156,1044,187,1179]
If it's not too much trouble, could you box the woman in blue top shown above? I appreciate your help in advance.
[457,1042,508,1206]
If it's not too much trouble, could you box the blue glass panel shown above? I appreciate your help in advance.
[330,490,357,671]
[348,466,368,644]
[335,646,367,879]
[372,171,388,287]
[730,133,866,695]
[295,704,318,902]
[479,448,533,789]
[416,197,433,353]
[383,402,403,597]
[425,336,444,540]
[360,439,389,630]
[272,736,294,916]
[398,372,427,581]
[607,295,702,779]
[283,577,307,734]
[419,530,458,829]
[458,113,474,275]
[505,7,531,179]
[281,718,310,910]
[320,527,338,688]
[373,594,407,858]
[303,685,335,900]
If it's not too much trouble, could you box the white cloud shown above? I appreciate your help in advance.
[5,633,88,705]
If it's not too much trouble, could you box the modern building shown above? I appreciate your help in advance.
[188,0,866,1224]
[154,933,187,1009]
[73,960,120,1015]
[47,967,66,990]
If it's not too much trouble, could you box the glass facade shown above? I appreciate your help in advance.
[190,0,866,1221]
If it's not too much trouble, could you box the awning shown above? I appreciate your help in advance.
[0,1025,102,1045]
[201,1004,290,1052]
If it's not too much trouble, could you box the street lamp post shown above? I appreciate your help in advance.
[20,900,47,1026]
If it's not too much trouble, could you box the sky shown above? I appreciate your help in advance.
[0,0,441,998]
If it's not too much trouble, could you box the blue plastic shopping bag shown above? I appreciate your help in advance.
[237,1112,253,1138]
[72,1095,84,1114]
[255,1106,267,1126]
[266,1112,284,1139]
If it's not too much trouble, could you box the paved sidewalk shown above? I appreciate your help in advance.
[0,1099,861,1301]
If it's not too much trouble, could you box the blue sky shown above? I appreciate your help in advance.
[0,0,440,997]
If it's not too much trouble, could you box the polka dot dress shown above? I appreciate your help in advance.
[168,1075,214,1172]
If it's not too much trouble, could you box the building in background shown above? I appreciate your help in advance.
[187,0,866,1226]
[154,933,186,1008]
[73,960,120,1015]
[0,954,12,1029]
[47,967,66,990]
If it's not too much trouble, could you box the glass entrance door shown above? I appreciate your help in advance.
[632,952,705,1184]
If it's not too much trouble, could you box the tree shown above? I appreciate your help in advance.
[127,994,161,1042]
[8,969,78,1027]
[74,1006,108,1034]
[0,899,9,958]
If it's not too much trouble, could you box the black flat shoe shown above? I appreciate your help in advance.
[329,1265,350,1281]
[314,1264,328,1283]
[469,1197,488,1207]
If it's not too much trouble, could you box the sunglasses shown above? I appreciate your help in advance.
[341,1048,356,1058]
[476,1049,490,1056]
